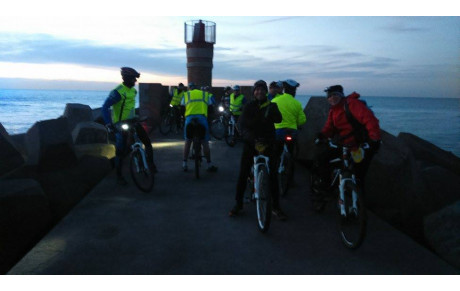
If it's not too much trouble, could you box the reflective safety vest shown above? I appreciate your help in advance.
[184,89,209,117]
[170,88,184,106]
[112,83,136,123]
[271,93,306,130]
[230,93,245,115]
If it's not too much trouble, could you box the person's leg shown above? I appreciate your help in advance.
[230,142,253,215]
[183,117,193,171]
[115,131,128,184]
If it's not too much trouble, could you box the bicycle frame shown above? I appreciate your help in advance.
[278,135,293,174]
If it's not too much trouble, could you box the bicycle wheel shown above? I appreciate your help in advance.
[130,149,154,192]
[159,113,172,135]
[210,119,225,140]
[225,125,235,147]
[193,138,201,179]
[256,165,272,233]
[338,181,367,249]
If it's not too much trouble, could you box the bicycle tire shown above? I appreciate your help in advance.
[193,138,201,179]
[338,181,367,249]
[159,113,172,135]
[210,119,225,140]
[129,149,154,192]
[256,165,272,233]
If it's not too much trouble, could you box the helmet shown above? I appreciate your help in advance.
[178,83,185,89]
[224,86,232,92]
[276,81,283,88]
[324,85,344,96]
[233,85,240,91]
[283,79,300,88]
[120,67,140,78]
[188,82,196,89]
[269,81,282,89]
[252,80,268,94]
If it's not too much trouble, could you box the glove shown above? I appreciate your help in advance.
[105,123,115,134]
[314,132,327,145]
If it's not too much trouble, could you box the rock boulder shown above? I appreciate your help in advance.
[72,121,108,145]
[63,103,93,131]
[0,123,25,177]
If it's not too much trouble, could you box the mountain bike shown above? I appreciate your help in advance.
[210,104,229,140]
[186,118,205,179]
[244,140,272,233]
[225,114,238,147]
[114,117,154,192]
[277,133,296,197]
[160,105,183,135]
[310,139,369,249]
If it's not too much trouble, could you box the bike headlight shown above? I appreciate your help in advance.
[218,106,224,112]
[121,124,129,131]
[169,104,173,107]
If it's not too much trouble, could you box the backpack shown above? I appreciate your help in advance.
[343,98,373,144]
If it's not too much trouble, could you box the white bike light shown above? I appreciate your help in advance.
[218,106,224,112]
[121,124,129,131]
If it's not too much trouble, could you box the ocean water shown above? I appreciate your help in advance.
[1,89,459,157]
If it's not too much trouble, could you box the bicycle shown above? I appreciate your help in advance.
[210,104,229,140]
[160,105,183,135]
[114,117,155,192]
[186,118,205,179]
[310,139,369,249]
[277,133,296,197]
[244,140,272,233]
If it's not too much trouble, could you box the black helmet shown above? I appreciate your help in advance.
[178,83,185,89]
[269,81,282,89]
[324,85,344,96]
[224,86,232,92]
[120,67,140,78]
[252,80,268,94]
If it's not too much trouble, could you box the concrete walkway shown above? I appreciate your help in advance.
[8,134,459,274]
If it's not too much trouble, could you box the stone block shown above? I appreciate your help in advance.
[420,165,460,213]
[424,200,460,269]
[398,132,460,176]
[297,97,329,163]
[92,107,105,125]
[72,121,108,145]
[139,83,168,132]
[0,123,25,177]
[25,117,77,171]
[0,179,52,274]
[74,143,116,160]
[9,133,28,158]
[63,103,93,131]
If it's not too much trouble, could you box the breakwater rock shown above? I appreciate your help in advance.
[298,97,460,269]
[0,103,115,274]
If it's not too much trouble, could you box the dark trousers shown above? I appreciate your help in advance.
[235,142,280,209]
[115,123,155,176]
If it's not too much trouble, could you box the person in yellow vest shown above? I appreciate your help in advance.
[271,79,306,174]
[102,67,157,185]
[229,85,246,123]
[170,82,186,128]
[180,82,218,172]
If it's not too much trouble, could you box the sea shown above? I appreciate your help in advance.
[1,89,459,157]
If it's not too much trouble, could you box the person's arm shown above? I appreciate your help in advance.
[296,102,307,127]
[101,90,121,125]
[238,103,255,143]
[320,110,336,138]
[349,98,381,141]
[267,102,282,124]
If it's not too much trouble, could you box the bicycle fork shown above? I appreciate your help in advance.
[338,176,358,217]
[253,155,270,200]
[131,141,149,172]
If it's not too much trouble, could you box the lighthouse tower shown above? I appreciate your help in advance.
[184,20,216,87]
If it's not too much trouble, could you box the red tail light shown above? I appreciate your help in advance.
[285,135,293,142]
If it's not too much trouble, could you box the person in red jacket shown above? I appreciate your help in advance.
[312,85,381,211]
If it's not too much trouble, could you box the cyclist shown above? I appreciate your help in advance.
[271,79,306,165]
[169,82,186,128]
[229,85,246,124]
[267,81,283,101]
[312,85,381,210]
[102,67,157,185]
[181,82,218,172]
[229,80,287,220]
[222,86,232,110]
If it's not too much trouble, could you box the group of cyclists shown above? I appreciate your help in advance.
[102,67,382,222]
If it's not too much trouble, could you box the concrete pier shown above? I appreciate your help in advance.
[7,134,458,274]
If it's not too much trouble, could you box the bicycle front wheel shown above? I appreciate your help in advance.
[210,119,225,140]
[159,113,172,135]
[256,165,272,233]
[130,150,154,192]
[338,181,367,249]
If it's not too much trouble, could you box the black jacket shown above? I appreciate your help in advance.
[238,99,282,144]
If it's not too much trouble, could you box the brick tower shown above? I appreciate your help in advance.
[184,20,216,88]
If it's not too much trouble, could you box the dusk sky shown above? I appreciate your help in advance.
[0,2,458,98]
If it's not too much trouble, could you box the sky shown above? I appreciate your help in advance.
[0,1,459,98]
